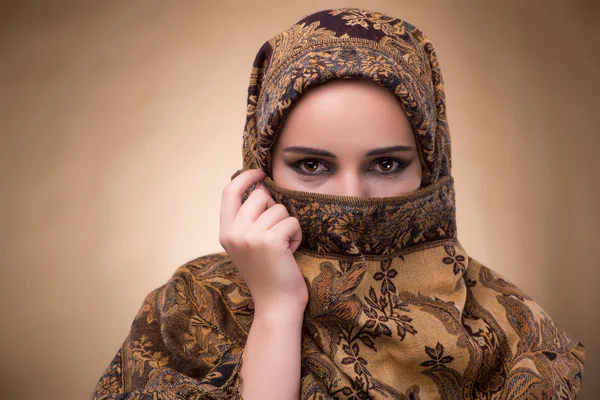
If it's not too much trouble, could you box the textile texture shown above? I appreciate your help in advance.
[92,8,584,399]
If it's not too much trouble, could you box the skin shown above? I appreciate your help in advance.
[272,79,422,197]
[219,79,422,399]
[219,170,306,400]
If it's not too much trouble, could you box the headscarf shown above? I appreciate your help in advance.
[242,8,450,187]
[92,8,584,399]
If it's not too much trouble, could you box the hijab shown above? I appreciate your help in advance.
[93,8,584,399]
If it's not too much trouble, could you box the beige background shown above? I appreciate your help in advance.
[1,1,598,399]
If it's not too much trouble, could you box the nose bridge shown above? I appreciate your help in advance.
[339,169,367,197]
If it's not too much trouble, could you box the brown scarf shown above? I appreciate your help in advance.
[92,8,584,399]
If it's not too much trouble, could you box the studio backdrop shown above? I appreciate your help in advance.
[1,1,598,399]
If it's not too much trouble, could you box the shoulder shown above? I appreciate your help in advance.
[463,258,584,395]
[115,252,250,388]
[464,258,532,302]
[161,251,249,312]
[174,251,236,279]
[162,252,246,298]
[133,251,252,353]
[135,252,251,330]
[464,258,555,333]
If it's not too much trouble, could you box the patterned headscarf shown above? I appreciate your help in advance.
[242,8,450,187]
[235,8,457,259]
[92,9,584,400]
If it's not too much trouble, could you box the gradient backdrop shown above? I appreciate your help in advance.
[1,1,598,399]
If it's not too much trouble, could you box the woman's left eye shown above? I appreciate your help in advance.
[293,158,330,175]
[370,157,407,174]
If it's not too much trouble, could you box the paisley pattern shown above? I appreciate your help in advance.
[93,8,584,399]
[92,247,585,399]
[93,253,247,399]
[263,176,456,258]
[243,8,450,187]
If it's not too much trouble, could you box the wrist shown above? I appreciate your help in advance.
[253,298,307,324]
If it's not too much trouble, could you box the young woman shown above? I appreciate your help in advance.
[93,8,584,399]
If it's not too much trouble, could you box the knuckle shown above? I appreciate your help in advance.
[272,203,288,215]
[250,187,267,200]
[241,232,260,248]
[244,190,258,203]
[218,233,229,247]
[222,181,234,194]
[221,185,234,200]
[262,230,278,245]
[226,231,244,248]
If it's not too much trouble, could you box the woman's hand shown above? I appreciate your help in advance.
[219,169,308,316]
[218,169,307,399]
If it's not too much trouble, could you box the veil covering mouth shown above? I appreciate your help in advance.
[92,8,585,399]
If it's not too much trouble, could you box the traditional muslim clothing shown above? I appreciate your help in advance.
[92,8,584,399]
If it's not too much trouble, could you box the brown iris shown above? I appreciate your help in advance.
[378,158,394,171]
[302,159,319,172]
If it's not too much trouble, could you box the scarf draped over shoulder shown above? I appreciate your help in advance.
[92,8,584,399]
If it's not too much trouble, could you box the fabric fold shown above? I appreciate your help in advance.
[92,8,584,399]
[92,254,247,399]
[263,176,456,259]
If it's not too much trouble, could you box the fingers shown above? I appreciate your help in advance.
[220,169,302,254]
[269,217,302,252]
[220,169,266,229]
[235,184,276,225]
[247,204,290,234]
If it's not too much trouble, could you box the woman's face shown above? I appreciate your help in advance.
[271,79,422,197]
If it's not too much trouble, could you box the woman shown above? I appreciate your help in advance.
[92,8,584,399]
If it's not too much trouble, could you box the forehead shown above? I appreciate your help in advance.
[277,79,415,150]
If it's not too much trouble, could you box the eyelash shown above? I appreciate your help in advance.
[292,158,330,175]
[291,157,409,176]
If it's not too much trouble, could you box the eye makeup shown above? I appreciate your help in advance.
[366,156,411,176]
[284,155,412,177]
[286,157,333,176]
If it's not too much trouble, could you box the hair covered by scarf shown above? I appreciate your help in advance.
[236,8,458,259]
[242,8,450,187]
[92,9,585,400]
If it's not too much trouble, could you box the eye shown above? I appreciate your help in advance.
[376,158,395,172]
[294,158,330,175]
[301,159,319,172]
[369,157,408,174]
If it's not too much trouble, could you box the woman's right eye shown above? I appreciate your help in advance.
[294,158,329,175]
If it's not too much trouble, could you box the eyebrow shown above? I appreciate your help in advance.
[283,146,336,157]
[366,145,414,156]
[283,145,414,158]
